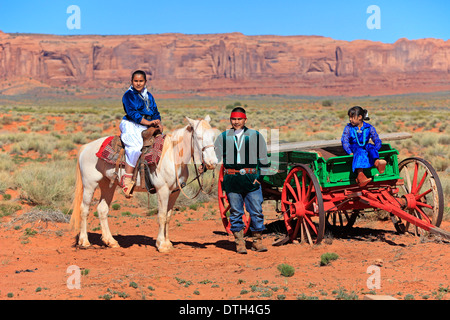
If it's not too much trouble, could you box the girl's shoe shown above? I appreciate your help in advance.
[375,159,387,174]
[120,173,134,198]
[356,171,372,187]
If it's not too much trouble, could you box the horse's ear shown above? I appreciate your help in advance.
[185,116,195,127]
[204,115,211,123]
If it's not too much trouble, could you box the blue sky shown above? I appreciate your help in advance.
[0,0,448,43]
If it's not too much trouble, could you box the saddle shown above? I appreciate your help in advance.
[96,125,165,195]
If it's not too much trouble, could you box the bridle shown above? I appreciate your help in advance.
[174,120,216,199]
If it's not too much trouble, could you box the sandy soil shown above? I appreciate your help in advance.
[1,190,449,301]
[0,111,448,301]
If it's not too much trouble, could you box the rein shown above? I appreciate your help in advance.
[173,122,215,199]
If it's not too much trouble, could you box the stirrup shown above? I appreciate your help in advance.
[121,174,135,198]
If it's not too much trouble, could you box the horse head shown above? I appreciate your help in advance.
[186,115,218,170]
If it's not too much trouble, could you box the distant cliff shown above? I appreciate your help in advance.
[0,30,449,96]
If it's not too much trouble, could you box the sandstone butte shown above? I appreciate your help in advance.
[0,30,449,96]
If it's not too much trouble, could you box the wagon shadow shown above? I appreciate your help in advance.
[264,220,406,247]
[329,226,406,246]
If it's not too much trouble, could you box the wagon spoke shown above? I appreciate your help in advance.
[285,182,298,202]
[304,214,318,234]
[403,166,412,193]
[412,162,419,193]
[301,173,307,200]
[338,211,344,226]
[304,196,317,209]
[415,188,432,201]
[416,201,433,210]
[413,170,428,195]
[292,216,301,240]
[302,220,313,245]
[415,206,432,224]
[293,174,301,199]
[305,181,312,200]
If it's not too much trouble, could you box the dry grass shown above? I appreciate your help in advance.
[0,92,448,218]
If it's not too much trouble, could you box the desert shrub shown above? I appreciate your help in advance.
[14,160,76,207]
[12,133,59,155]
[277,263,295,277]
[71,132,87,144]
[320,252,339,266]
[0,202,22,218]
[0,171,15,193]
[0,153,15,171]
[438,135,450,145]
[321,100,333,107]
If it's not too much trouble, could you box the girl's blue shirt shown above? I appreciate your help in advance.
[122,87,161,124]
[341,122,382,154]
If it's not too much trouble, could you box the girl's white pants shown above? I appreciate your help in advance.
[119,119,147,167]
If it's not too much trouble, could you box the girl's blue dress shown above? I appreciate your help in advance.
[341,122,382,172]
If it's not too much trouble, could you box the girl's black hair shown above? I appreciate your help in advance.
[348,106,370,121]
[131,70,147,81]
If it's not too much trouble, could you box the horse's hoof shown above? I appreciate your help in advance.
[102,237,120,248]
[157,242,173,253]
[78,238,91,248]
[108,242,120,248]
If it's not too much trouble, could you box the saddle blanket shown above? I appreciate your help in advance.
[95,134,166,166]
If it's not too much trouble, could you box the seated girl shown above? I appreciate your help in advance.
[341,106,386,187]
[120,70,162,197]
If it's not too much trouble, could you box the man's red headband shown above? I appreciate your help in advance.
[230,112,247,119]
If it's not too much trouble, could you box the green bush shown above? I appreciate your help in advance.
[320,252,339,266]
[14,160,76,207]
[321,100,333,107]
[277,263,295,277]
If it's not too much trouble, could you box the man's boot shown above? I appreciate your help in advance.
[251,231,268,252]
[233,229,247,254]
[375,159,387,174]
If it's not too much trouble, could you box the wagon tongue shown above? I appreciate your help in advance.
[429,227,450,241]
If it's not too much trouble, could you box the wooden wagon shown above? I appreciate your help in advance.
[218,132,449,245]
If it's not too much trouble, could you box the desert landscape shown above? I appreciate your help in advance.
[0,31,449,302]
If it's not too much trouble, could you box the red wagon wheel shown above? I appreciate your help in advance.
[281,164,325,245]
[326,210,359,230]
[398,157,444,237]
[218,164,251,235]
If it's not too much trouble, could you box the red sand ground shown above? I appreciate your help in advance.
[0,113,449,301]
[1,190,449,300]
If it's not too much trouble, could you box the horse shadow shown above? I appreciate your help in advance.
[73,232,228,250]
[73,233,156,249]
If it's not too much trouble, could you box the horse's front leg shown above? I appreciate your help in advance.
[97,179,119,248]
[156,186,174,253]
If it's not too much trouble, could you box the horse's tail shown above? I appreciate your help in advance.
[69,145,85,231]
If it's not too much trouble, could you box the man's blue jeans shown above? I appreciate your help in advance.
[227,186,265,233]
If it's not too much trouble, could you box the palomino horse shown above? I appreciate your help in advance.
[69,116,218,252]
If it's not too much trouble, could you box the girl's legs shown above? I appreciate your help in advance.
[119,119,146,197]
[366,144,386,174]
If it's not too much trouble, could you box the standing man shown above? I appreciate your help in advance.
[215,107,270,254]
